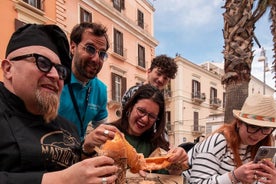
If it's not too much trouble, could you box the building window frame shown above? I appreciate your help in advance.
[114,28,124,56]
[111,73,126,102]
[192,80,201,98]
[137,9,144,29]
[80,7,92,23]
[113,0,125,12]
[138,44,145,68]
[23,0,42,10]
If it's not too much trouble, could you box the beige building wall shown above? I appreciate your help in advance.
[167,57,225,146]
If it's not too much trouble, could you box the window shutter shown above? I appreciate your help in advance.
[111,73,116,100]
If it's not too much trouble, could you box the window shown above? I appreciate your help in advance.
[80,8,92,23]
[193,112,199,131]
[192,80,201,98]
[138,44,145,68]
[137,10,144,29]
[210,87,217,103]
[23,0,42,10]
[114,29,124,56]
[111,73,126,102]
[113,0,125,12]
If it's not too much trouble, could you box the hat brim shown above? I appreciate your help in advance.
[233,110,276,128]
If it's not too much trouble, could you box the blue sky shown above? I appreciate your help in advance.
[152,0,275,89]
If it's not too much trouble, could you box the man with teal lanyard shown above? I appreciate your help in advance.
[59,22,109,140]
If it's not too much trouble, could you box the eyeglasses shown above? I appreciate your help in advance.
[10,53,68,80]
[244,122,274,135]
[136,107,159,122]
[80,44,108,61]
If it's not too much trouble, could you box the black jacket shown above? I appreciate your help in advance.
[0,82,81,184]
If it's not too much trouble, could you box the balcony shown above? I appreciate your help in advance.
[107,100,121,109]
[191,92,206,105]
[191,125,205,136]
[210,98,221,109]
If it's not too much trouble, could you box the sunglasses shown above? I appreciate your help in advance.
[136,107,159,122]
[80,44,108,61]
[10,53,68,80]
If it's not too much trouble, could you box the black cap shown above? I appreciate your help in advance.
[5,24,71,83]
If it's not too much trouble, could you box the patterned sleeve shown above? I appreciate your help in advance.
[121,85,140,109]
[183,133,232,184]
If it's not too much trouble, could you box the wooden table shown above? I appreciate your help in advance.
[126,170,184,184]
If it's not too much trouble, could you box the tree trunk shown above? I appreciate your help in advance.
[271,1,276,88]
[224,82,248,123]
[222,0,254,123]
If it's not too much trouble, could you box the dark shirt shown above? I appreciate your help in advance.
[0,82,81,184]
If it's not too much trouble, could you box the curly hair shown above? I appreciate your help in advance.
[70,22,109,50]
[149,54,178,79]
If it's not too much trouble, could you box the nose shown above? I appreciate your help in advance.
[140,114,150,122]
[46,66,60,80]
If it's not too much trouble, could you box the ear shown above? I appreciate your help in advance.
[147,68,152,74]
[1,59,13,80]
[70,41,77,56]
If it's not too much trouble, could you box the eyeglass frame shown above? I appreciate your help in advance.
[135,107,159,122]
[240,120,275,135]
[79,43,108,61]
[9,53,68,80]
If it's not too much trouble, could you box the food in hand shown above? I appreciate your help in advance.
[100,131,172,173]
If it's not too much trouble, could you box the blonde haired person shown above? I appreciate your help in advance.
[183,94,276,184]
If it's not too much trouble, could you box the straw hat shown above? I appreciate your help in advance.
[233,94,276,128]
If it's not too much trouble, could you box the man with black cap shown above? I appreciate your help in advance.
[0,24,118,184]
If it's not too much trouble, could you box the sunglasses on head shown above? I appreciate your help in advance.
[10,53,68,80]
[80,44,108,61]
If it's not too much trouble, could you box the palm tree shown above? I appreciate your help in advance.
[222,0,275,123]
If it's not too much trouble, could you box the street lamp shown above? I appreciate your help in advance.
[258,47,269,95]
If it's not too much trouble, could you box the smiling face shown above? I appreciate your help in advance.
[127,99,160,136]
[3,46,63,122]
[237,121,270,145]
[147,68,170,90]
[71,29,107,83]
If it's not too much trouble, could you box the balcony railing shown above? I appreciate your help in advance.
[210,97,221,109]
[191,92,206,104]
[191,125,205,136]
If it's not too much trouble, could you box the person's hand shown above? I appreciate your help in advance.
[255,159,276,184]
[84,124,118,148]
[167,147,188,175]
[231,161,262,183]
[167,147,188,164]
[42,155,118,184]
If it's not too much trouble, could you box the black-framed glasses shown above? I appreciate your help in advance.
[136,107,159,122]
[244,122,274,135]
[10,53,68,80]
[80,44,108,61]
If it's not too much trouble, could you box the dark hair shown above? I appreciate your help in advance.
[112,84,170,151]
[70,22,109,50]
[149,54,178,79]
